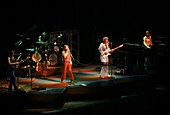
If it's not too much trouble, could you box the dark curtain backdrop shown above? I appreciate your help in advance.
[0,0,169,65]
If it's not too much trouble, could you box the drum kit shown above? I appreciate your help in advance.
[25,34,63,68]
[14,31,64,73]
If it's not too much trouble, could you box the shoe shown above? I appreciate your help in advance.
[108,75,111,77]
[70,81,76,85]
[80,83,87,86]
[100,76,105,78]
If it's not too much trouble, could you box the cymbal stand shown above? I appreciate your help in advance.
[28,66,33,89]
[109,55,114,77]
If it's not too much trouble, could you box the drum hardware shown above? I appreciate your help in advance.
[36,41,48,45]
[25,48,34,51]
[43,54,50,68]
[54,46,60,52]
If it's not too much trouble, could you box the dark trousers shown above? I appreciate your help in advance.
[8,70,18,91]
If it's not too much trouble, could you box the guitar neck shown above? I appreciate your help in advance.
[20,56,30,63]
[102,44,123,58]
[110,44,123,52]
[111,47,119,51]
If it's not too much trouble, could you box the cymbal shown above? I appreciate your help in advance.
[25,48,34,51]
[15,53,22,55]
[36,41,47,44]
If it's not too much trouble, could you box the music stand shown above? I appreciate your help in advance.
[20,65,35,89]
[27,65,35,89]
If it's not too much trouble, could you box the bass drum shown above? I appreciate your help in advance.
[48,53,58,66]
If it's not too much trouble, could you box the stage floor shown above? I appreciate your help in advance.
[0,64,170,114]
[1,64,155,92]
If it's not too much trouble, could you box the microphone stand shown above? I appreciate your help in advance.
[109,42,113,77]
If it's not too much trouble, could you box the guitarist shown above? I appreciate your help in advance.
[98,36,123,78]
[7,49,30,92]
[7,49,21,92]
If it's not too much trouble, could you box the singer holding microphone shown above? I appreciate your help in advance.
[60,44,75,84]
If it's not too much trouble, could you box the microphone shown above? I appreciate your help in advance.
[108,42,112,48]
[108,42,112,44]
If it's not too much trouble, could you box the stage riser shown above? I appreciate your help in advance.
[15,66,62,77]
[25,88,66,108]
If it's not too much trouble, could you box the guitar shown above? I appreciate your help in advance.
[102,44,124,58]
[20,56,31,63]
[36,61,42,72]
[9,56,31,67]
[143,36,153,49]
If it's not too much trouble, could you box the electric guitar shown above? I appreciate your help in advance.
[10,56,31,68]
[20,56,31,63]
[102,44,124,58]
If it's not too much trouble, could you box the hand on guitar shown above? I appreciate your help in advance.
[20,56,31,63]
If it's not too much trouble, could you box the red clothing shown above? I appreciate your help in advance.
[61,50,74,82]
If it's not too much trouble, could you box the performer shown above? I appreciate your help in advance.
[142,30,153,70]
[143,30,153,49]
[7,49,20,92]
[61,44,75,84]
[98,36,123,78]
[7,49,30,92]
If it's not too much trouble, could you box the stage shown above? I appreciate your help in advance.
[0,64,170,115]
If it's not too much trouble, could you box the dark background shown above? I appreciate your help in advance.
[0,0,169,65]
